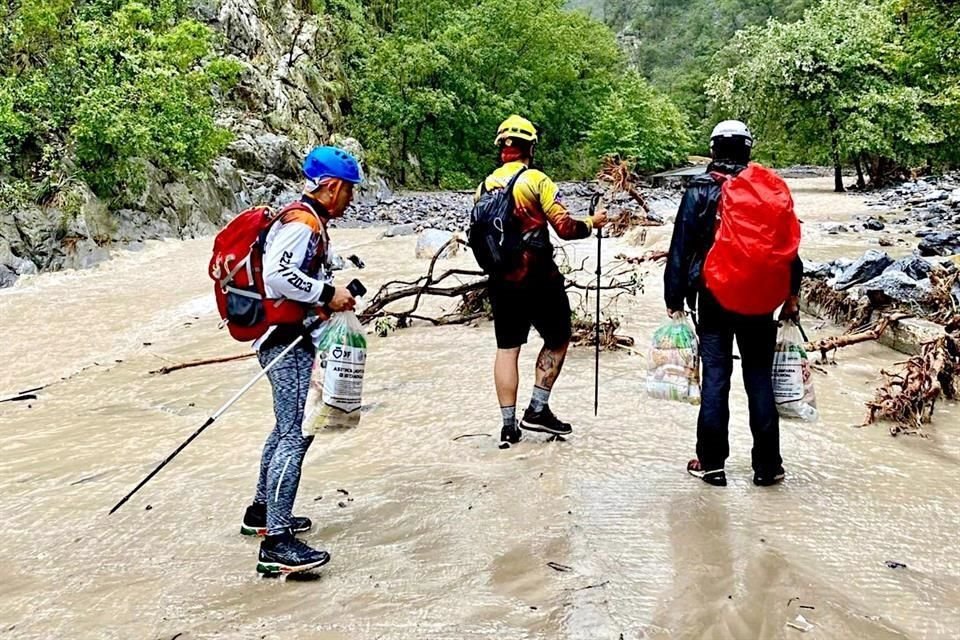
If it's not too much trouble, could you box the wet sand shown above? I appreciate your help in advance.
[1,178,958,639]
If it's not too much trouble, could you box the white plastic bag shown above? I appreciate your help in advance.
[773,321,818,421]
[303,311,367,433]
[646,316,701,405]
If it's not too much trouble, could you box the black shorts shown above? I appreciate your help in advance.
[488,271,572,350]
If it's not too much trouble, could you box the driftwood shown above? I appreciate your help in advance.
[615,251,668,266]
[801,279,873,330]
[595,155,662,237]
[596,155,651,212]
[571,317,635,351]
[805,313,912,363]
[359,238,487,328]
[149,352,256,375]
[864,334,960,436]
[363,236,643,350]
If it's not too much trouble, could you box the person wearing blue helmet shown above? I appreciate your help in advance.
[240,145,362,575]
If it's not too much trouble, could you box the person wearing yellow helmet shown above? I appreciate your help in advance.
[476,115,608,445]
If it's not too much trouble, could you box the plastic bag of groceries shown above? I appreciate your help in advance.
[303,311,367,433]
[646,315,701,405]
[772,320,818,421]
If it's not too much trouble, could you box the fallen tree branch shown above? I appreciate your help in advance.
[363,237,643,342]
[149,353,255,375]
[615,251,668,265]
[864,334,960,436]
[805,313,912,363]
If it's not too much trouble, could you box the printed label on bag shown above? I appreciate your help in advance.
[322,345,366,413]
[772,349,804,404]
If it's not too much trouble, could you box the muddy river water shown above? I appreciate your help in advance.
[1,178,958,639]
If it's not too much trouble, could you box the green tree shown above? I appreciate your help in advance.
[626,0,816,145]
[586,71,690,170]
[0,0,239,199]
[350,0,685,188]
[710,0,941,190]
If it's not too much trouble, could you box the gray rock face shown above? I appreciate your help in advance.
[918,231,960,257]
[228,132,301,178]
[383,223,418,238]
[884,256,933,281]
[863,271,932,304]
[0,264,17,288]
[835,250,894,290]
[863,218,885,231]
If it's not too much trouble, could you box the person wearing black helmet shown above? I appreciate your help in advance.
[665,121,803,488]
[239,146,362,575]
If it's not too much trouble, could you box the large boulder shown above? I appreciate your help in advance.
[228,132,301,178]
[863,271,932,305]
[383,223,417,238]
[415,229,459,259]
[884,256,933,281]
[0,263,17,288]
[919,231,960,257]
[834,250,893,290]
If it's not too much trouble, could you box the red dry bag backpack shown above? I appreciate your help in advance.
[208,205,311,342]
[702,164,801,316]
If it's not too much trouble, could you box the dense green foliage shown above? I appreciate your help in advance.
[346,0,690,187]
[4,0,957,199]
[710,0,960,187]
[570,0,816,144]
[0,0,240,199]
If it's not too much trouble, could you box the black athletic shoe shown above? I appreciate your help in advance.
[520,406,573,436]
[753,467,786,487]
[500,421,523,445]
[687,459,727,487]
[241,503,312,537]
[257,534,330,575]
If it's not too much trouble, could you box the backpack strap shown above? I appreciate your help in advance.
[505,166,528,197]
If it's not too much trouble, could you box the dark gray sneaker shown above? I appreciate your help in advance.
[257,534,330,575]
[753,467,786,487]
[520,406,573,436]
[687,459,727,487]
[500,421,523,446]
[241,503,312,537]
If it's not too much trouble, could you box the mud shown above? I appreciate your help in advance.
[1,178,958,639]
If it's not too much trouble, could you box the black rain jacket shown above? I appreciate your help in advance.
[664,161,802,313]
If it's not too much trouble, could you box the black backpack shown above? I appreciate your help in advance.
[468,167,529,275]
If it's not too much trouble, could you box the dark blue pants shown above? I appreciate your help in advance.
[696,292,782,474]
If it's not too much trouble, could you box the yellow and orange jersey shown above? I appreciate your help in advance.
[476,162,593,242]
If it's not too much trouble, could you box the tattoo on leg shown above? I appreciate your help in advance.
[536,349,563,389]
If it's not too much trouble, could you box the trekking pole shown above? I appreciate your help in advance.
[109,280,366,515]
[590,193,602,417]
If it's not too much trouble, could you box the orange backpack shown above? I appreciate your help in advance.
[703,164,801,315]
[208,204,314,341]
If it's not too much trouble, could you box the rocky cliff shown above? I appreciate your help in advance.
[0,0,384,288]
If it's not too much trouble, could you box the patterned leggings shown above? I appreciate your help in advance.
[254,342,315,536]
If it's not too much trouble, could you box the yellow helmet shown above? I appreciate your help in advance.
[495,115,538,146]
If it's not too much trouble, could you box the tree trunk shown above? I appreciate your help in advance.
[833,154,845,193]
[855,155,866,190]
[829,117,845,192]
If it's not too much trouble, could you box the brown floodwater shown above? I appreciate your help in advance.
[1,178,958,639]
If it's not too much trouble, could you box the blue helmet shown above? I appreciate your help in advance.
[302,146,363,184]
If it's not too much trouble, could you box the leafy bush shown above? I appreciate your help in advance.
[0,0,240,199]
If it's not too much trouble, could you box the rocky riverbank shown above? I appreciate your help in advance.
[801,173,960,327]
